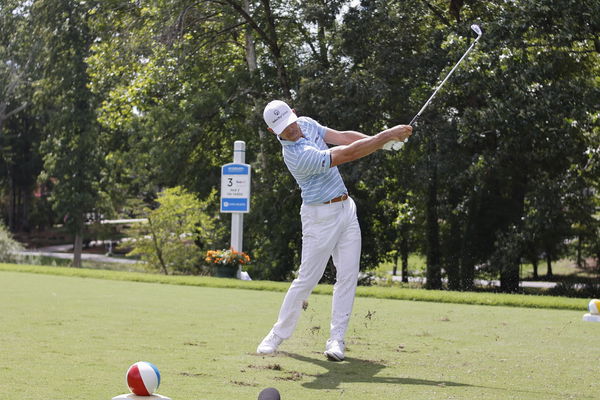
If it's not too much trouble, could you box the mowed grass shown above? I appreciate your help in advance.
[1,270,599,400]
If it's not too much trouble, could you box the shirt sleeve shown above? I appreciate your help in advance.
[302,116,327,139]
[295,145,331,174]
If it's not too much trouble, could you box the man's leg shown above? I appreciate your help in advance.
[326,198,361,360]
[258,203,344,353]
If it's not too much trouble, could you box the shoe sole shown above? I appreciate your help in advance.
[324,351,344,361]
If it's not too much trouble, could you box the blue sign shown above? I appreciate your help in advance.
[222,164,250,175]
[221,198,249,212]
[221,163,251,213]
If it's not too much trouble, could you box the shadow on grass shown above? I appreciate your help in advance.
[283,352,596,399]
[284,352,469,390]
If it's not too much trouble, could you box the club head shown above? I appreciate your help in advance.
[471,24,482,38]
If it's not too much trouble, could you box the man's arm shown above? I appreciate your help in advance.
[329,125,412,167]
[324,128,369,145]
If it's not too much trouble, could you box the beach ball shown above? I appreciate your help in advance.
[588,299,600,315]
[126,361,161,396]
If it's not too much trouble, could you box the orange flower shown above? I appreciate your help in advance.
[205,248,251,266]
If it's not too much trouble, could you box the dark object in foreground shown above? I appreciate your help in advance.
[258,387,281,400]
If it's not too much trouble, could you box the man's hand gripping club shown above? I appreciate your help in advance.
[329,124,412,167]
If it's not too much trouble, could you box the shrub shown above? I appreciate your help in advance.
[0,222,24,263]
[126,187,221,275]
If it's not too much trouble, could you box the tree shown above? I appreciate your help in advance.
[0,0,30,135]
[31,0,107,267]
[76,0,599,288]
[0,0,42,232]
[126,187,221,275]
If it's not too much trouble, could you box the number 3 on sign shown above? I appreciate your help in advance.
[228,178,233,187]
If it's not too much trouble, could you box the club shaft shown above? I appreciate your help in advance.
[409,36,481,126]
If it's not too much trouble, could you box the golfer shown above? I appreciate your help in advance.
[257,100,412,361]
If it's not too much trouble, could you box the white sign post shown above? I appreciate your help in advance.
[220,141,251,270]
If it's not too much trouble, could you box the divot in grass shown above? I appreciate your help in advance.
[275,371,304,381]
[230,380,258,387]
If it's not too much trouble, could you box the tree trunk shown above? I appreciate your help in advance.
[241,0,270,175]
[73,225,83,268]
[577,233,584,268]
[446,208,461,290]
[460,214,476,290]
[500,260,520,292]
[259,0,291,97]
[401,248,409,283]
[8,176,15,231]
[460,194,481,291]
[399,225,409,282]
[11,185,28,232]
[532,257,539,279]
[460,256,475,290]
[546,251,553,277]
[243,0,258,73]
[148,216,169,275]
[425,140,442,289]
[223,0,292,97]
[16,186,22,231]
[317,23,329,68]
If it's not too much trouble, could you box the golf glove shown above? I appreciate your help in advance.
[382,138,407,151]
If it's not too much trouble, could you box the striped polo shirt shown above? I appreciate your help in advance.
[279,116,347,204]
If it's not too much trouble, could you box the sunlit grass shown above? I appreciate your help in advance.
[0,269,596,400]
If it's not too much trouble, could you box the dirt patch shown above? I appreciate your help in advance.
[180,372,207,378]
[230,380,258,387]
[247,363,283,371]
[183,341,207,347]
[274,371,303,381]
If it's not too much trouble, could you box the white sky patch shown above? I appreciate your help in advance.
[11,0,33,17]
[338,0,361,23]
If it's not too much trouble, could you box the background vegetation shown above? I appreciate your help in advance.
[1,0,599,292]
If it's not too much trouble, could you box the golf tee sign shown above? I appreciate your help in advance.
[221,140,250,257]
[220,162,251,213]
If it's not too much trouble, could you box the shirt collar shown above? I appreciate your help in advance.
[278,135,308,146]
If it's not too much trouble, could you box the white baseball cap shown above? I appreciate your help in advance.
[263,100,298,135]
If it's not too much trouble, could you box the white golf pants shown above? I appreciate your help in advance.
[272,196,361,341]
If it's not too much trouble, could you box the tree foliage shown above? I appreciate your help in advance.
[0,0,598,291]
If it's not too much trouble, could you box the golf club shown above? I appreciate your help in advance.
[385,24,483,151]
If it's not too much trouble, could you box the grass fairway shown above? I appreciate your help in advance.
[1,270,598,400]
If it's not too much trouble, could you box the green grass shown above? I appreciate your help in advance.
[0,263,588,310]
[375,254,427,276]
[520,258,600,280]
[0,268,598,400]
[20,253,150,273]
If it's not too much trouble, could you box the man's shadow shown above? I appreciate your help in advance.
[283,352,471,390]
[278,352,594,399]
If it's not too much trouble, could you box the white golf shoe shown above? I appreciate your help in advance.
[324,339,345,361]
[257,330,283,354]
